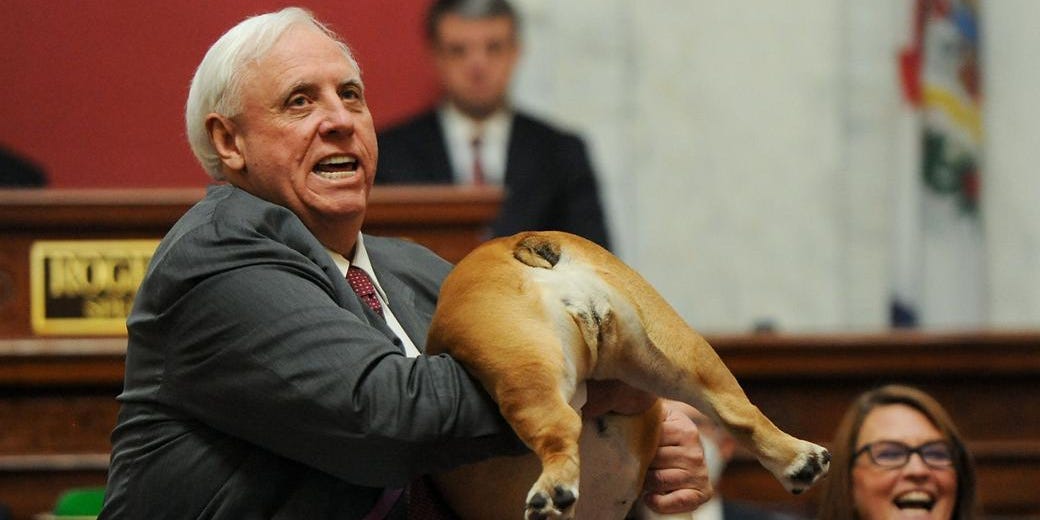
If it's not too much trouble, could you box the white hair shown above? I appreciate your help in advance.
[185,7,360,180]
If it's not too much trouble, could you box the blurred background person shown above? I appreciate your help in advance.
[817,384,977,520]
[0,145,47,187]
[376,0,611,249]
[678,403,805,520]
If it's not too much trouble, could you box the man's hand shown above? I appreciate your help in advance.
[642,399,713,514]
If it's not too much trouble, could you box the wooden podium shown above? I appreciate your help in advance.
[1,188,1039,519]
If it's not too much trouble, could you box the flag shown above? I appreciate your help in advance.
[893,0,985,328]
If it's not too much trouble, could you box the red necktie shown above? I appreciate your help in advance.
[347,266,383,318]
[347,268,457,518]
[470,136,485,185]
[407,475,459,519]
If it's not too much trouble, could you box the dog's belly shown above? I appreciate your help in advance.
[573,413,654,518]
[435,412,655,520]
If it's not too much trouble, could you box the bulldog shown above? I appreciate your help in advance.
[426,231,829,519]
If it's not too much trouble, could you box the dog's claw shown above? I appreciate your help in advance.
[525,484,578,520]
[553,485,576,509]
[777,442,831,494]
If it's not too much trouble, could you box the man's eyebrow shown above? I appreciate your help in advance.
[279,78,364,102]
[284,80,319,98]
[342,78,365,91]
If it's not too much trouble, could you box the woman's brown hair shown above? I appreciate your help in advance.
[816,384,977,520]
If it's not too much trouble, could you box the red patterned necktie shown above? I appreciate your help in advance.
[347,266,383,318]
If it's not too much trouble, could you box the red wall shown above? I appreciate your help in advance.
[0,1,440,188]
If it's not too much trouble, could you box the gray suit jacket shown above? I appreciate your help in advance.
[100,185,522,519]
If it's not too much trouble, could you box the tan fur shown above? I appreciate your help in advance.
[426,231,829,520]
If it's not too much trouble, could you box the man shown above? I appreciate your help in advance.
[0,145,47,186]
[377,0,612,249]
[99,8,707,519]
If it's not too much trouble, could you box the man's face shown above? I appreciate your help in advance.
[215,26,378,234]
[432,13,519,119]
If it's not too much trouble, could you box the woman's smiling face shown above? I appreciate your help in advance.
[852,404,958,520]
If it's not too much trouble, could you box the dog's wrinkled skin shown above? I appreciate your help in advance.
[426,231,830,519]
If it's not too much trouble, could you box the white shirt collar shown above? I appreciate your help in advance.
[439,103,512,184]
[326,233,388,304]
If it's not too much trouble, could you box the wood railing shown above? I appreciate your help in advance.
[1,332,1038,519]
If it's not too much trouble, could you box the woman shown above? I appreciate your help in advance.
[817,384,977,520]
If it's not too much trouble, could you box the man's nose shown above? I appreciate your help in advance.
[464,47,489,67]
[318,100,355,135]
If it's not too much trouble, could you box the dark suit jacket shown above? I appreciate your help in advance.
[99,185,523,519]
[0,146,47,186]
[377,109,612,249]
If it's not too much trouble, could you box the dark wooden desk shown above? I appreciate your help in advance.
[1,332,1038,519]
[0,186,502,337]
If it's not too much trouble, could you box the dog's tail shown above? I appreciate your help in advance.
[513,233,562,269]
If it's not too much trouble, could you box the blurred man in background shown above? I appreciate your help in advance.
[377,0,612,249]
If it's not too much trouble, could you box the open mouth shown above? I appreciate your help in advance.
[312,155,358,180]
[893,491,935,512]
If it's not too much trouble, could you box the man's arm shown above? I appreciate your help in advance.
[152,262,523,487]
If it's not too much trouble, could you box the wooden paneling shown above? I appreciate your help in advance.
[1,333,1038,519]
[0,186,502,337]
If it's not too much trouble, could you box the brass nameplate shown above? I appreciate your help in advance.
[30,240,160,335]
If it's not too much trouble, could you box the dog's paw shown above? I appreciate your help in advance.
[778,441,831,494]
[525,484,578,520]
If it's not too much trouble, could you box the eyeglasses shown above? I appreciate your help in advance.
[854,440,954,469]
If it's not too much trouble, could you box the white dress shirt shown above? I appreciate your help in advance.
[439,103,512,185]
[690,497,723,520]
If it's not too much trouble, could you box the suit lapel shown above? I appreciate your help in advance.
[421,111,455,183]
[496,114,552,236]
[505,114,537,185]
[374,270,430,352]
[365,236,434,352]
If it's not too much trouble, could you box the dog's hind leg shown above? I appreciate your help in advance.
[610,289,828,494]
[434,299,588,517]
[545,231,831,495]
[482,329,586,520]
[599,316,829,494]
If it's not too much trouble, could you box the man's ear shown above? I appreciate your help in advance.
[206,114,246,172]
